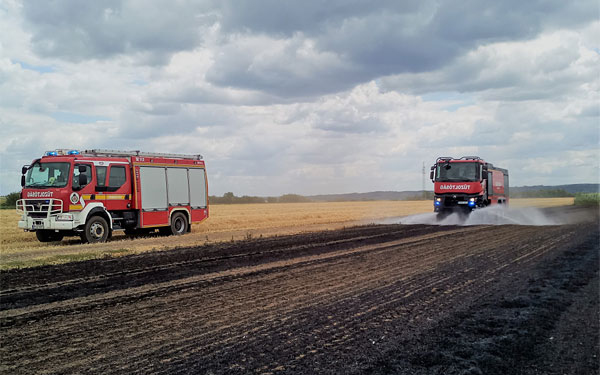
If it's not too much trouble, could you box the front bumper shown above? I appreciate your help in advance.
[17,198,84,231]
[18,215,81,231]
[434,194,482,212]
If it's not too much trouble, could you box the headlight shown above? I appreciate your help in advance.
[436,198,442,202]
[56,213,74,221]
[469,198,475,202]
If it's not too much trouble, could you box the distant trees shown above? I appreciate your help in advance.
[209,192,311,204]
[0,192,20,209]
[404,191,434,201]
[209,192,267,204]
[221,192,236,204]
[207,188,577,205]
[278,194,311,203]
[511,189,573,198]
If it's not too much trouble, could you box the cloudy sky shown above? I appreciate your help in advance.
[1,0,598,196]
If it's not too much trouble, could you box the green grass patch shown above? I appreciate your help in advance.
[0,248,131,270]
[573,192,600,206]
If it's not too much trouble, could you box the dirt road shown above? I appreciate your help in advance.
[1,207,598,374]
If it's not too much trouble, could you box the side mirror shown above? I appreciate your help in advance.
[22,166,29,175]
[79,173,88,186]
[429,170,434,180]
[21,175,25,187]
[78,165,87,173]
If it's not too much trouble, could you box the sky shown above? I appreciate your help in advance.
[1,0,598,196]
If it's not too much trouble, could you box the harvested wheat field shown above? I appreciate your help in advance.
[0,204,597,374]
[1,200,430,269]
[0,198,573,269]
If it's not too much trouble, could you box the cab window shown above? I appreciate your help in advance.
[73,164,92,190]
[108,166,126,189]
[96,166,107,187]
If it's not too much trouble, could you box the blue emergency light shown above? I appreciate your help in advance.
[45,149,80,156]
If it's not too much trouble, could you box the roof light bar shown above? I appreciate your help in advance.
[82,149,203,160]
[43,149,203,160]
[44,149,81,156]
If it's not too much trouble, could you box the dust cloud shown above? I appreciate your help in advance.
[384,206,566,226]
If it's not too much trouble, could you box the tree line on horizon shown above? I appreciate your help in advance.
[209,189,576,204]
[0,188,584,209]
[510,189,574,198]
[209,192,311,204]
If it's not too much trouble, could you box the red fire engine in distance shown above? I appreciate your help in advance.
[430,156,509,219]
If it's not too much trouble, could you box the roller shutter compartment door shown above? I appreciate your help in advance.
[167,168,190,206]
[139,167,168,210]
[189,169,207,208]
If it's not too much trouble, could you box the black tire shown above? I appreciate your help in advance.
[35,230,64,242]
[170,212,188,235]
[82,216,109,243]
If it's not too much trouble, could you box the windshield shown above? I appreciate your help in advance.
[436,162,479,182]
[25,162,71,188]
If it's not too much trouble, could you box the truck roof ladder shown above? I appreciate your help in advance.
[82,149,203,160]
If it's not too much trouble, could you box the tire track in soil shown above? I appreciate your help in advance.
[1,212,596,375]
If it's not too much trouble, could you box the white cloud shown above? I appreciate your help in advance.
[381,24,600,100]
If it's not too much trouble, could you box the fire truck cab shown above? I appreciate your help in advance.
[430,156,508,218]
[17,149,209,243]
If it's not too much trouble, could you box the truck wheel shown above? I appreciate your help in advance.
[82,216,109,243]
[36,230,64,242]
[170,212,188,235]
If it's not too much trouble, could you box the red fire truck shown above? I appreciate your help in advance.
[430,156,508,218]
[17,149,209,243]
